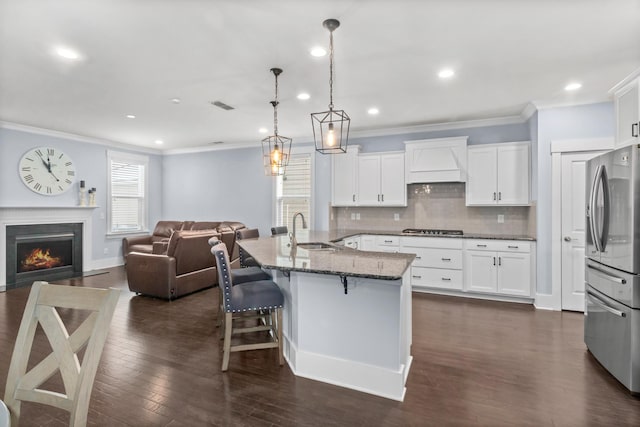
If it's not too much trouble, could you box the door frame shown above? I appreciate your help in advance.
[543,137,614,310]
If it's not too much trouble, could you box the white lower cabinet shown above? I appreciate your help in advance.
[360,235,376,251]
[464,240,532,297]
[375,235,400,253]
[401,237,463,291]
[343,236,361,250]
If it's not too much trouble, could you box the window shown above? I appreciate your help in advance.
[276,151,312,232]
[107,151,148,234]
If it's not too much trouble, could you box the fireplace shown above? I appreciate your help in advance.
[6,223,83,289]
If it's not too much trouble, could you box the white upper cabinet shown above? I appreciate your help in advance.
[611,70,640,148]
[331,146,359,206]
[466,141,530,206]
[404,137,468,183]
[357,152,407,206]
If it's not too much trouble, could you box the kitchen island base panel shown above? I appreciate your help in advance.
[272,270,412,401]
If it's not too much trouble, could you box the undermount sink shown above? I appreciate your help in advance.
[297,242,335,250]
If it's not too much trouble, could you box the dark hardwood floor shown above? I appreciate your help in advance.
[2,267,640,426]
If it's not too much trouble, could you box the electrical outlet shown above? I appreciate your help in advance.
[356,213,361,220]
[351,213,356,220]
[394,213,400,221]
[497,214,505,224]
[103,247,109,255]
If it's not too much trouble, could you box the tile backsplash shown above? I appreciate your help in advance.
[332,183,536,237]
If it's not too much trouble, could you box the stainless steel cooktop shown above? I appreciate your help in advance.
[402,228,464,236]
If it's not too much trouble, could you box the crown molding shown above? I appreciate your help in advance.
[520,103,538,121]
[609,67,640,94]
[162,140,317,155]
[0,121,163,155]
[530,96,612,111]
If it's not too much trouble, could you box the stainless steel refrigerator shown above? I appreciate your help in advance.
[585,144,640,394]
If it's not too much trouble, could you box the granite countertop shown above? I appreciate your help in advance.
[237,232,415,281]
[330,229,536,242]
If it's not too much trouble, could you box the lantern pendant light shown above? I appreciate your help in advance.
[262,67,292,176]
[311,18,350,154]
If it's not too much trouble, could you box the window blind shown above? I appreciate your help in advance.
[278,154,311,231]
[108,154,147,233]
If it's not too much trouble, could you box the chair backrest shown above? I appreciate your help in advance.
[4,281,119,427]
[235,228,260,267]
[271,226,288,236]
[210,240,234,312]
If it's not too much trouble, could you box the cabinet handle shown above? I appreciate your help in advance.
[441,258,451,261]
[441,277,451,281]
[493,256,496,266]
[632,122,639,138]
[412,275,422,279]
[381,194,384,202]
[477,244,487,248]
[508,245,519,249]
[498,257,502,266]
[352,194,355,202]
[498,192,502,200]
[384,240,393,243]
[493,192,497,201]
[378,194,380,202]
[415,256,422,259]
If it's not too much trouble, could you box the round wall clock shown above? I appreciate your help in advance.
[19,147,76,195]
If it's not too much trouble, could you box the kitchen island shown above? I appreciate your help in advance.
[237,232,415,401]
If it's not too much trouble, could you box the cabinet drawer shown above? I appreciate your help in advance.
[465,239,530,253]
[401,236,462,249]
[376,235,400,246]
[411,247,462,269]
[411,267,463,290]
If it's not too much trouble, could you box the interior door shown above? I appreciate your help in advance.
[561,151,604,311]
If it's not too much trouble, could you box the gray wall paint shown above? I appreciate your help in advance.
[0,128,163,261]
[535,102,615,295]
[161,147,274,234]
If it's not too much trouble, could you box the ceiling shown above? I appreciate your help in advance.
[1,0,639,152]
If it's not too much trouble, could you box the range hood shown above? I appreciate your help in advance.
[404,136,468,183]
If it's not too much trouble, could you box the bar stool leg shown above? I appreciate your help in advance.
[277,308,283,366]
[222,312,232,371]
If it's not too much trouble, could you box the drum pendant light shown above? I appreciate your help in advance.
[262,67,292,176]
[311,19,350,154]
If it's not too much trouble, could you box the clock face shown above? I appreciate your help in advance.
[19,147,76,195]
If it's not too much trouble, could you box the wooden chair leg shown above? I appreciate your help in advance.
[277,308,283,366]
[222,312,232,371]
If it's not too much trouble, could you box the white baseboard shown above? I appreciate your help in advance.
[0,285,5,292]
[534,293,561,311]
[87,257,124,271]
[284,338,409,402]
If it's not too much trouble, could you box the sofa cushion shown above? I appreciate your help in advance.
[151,221,184,243]
[190,221,222,231]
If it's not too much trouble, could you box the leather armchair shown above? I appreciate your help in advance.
[122,220,185,261]
[126,230,220,299]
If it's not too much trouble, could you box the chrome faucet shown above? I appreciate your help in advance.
[289,212,308,247]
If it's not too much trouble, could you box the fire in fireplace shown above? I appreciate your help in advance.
[17,238,73,273]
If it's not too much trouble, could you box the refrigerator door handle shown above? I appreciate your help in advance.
[589,165,602,252]
[599,165,610,252]
[587,263,626,284]
[587,291,626,317]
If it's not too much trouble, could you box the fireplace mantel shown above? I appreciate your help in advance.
[0,207,97,291]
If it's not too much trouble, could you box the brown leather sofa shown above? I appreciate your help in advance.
[126,229,221,300]
[123,220,246,267]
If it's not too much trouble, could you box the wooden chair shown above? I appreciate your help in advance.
[210,241,284,371]
[4,281,119,427]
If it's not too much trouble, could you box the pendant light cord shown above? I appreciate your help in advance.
[273,72,279,136]
[329,30,334,111]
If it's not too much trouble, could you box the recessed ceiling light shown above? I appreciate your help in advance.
[297,93,310,100]
[259,128,268,134]
[171,98,181,104]
[565,82,582,91]
[438,68,455,79]
[310,47,327,57]
[55,46,81,60]
[154,139,164,145]
[125,114,136,119]
[367,107,379,115]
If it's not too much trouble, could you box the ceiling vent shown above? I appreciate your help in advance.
[211,101,234,111]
